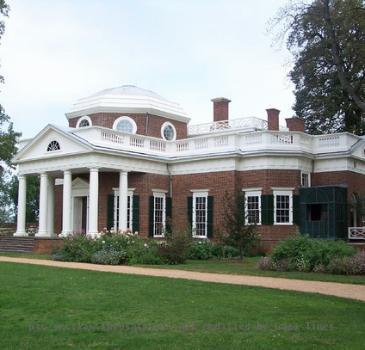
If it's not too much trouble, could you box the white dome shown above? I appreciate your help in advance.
[66,85,189,123]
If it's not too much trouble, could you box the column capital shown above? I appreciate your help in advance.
[63,169,72,175]
[89,167,99,172]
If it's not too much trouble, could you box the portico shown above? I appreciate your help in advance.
[14,168,129,238]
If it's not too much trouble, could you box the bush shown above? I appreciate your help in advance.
[257,256,275,271]
[158,231,191,264]
[271,235,355,271]
[326,253,365,275]
[211,244,240,259]
[91,249,127,265]
[188,240,213,260]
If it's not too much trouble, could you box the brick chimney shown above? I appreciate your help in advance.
[266,108,280,131]
[286,116,305,132]
[211,97,231,122]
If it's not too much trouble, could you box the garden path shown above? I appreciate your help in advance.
[0,256,364,302]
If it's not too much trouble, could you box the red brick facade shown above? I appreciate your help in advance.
[68,113,188,140]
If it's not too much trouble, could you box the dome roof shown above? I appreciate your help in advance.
[66,85,189,123]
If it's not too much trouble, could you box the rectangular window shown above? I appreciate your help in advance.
[301,172,310,187]
[273,190,293,225]
[193,192,208,238]
[113,191,133,231]
[153,193,166,237]
[245,191,261,225]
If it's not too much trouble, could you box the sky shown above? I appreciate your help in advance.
[0,0,295,138]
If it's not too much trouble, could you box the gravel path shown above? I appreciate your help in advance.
[1,256,364,302]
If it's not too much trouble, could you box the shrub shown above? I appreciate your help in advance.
[257,256,275,271]
[271,235,355,271]
[158,231,191,264]
[188,240,213,260]
[91,249,127,265]
[326,252,365,275]
[211,244,240,259]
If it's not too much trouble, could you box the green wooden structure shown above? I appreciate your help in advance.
[299,186,348,239]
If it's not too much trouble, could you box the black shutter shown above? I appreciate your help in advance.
[293,194,300,226]
[207,196,214,238]
[187,197,193,229]
[166,197,172,233]
[149,196,154,237]
[261,194,274,225]
[240,193,246,225]
[107,194,114,231]
[132,195,140,233]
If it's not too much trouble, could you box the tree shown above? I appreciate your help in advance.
[0,1,21,224]
[273,0,365,134]
[221,191,259,259]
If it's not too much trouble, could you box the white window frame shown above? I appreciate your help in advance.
[301,172,311,187]
[244,190,262,225]
[273,189,293,225]
[161,121,177,141]
[113,116,137,134]
[191,190,209,239]
[76,115,92,128]
[153,191,166,237]
[113,188,134,231]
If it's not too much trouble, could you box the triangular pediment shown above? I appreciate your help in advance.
[72,177,89,189]
[351,139,365,159]
[15,125,93,162]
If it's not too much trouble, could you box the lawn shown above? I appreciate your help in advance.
[0,262,364,349]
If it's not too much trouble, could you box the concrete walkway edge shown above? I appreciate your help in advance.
[1,256,364,302]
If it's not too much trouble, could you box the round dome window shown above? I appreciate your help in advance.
[161,122,176,141]
[113,116,137,134]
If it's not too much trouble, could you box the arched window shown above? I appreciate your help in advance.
[47,140,60,152]
[161,122,176,141]
[113,116,137,134]
[76,116,92,128]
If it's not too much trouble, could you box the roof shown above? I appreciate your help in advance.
[65,85,190,123]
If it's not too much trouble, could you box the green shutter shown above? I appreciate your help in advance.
[293,194,300,226]
[149,196,154,237]
[187,197,193,229]
[166,197,172,233]
[207,196,214,238]
[261,194,274,225]
[132,195,140,233]
[107,194,114,231]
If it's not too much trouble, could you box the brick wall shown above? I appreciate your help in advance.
[68,113,188,139]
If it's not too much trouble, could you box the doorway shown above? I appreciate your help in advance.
[73,196,89,234]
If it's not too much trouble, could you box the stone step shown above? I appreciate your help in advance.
[0,237,36,253]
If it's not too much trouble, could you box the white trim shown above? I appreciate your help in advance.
[271,187,295,191]
[153,192,166,238]
[161,121,177,141]
[152,188,168,194]
[242,187,262,192]
[76,116,92,128]
[273,189,293,225]
[113,189,134,231]
[301,171,311,187]
[244,190,262,225]
[192,191,208,238]
[112,116,137,134]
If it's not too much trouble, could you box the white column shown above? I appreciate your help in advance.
[118,171,128,232]
[87,168,99,238]
[60,170,72,237]
[14,175,27,237]
[36,173,49,237]
[47,177,55,237]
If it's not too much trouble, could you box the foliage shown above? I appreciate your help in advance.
[258,235,361,274]
[272,0,365,135]
[90,248,127,265]
[211,244,240,259]
[188,240,214,260]
[221,191,260,259]
[158,231,192,264]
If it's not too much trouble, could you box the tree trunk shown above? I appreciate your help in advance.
[322,0,365,113]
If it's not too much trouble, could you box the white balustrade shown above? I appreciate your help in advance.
[348,227,365,240]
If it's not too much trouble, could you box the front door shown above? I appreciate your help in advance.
[73,196,89,234]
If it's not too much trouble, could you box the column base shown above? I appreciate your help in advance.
[59,231,73,238]
[86,232,100,239]
[35,231,50,238]
[14,231,28,237]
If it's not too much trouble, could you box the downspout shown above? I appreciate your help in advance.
[145,113,150,135]
[167,163,172,198]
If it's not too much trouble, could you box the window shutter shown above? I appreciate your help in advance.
[187,197,193,229]
[293,194,300,226]
[107,194,114,231]
[240,194,246,225]
[261,195,274,225]
[166,197,172,233]
[207,196,214,238]
[132,195,140,233]
[149,196,154,237]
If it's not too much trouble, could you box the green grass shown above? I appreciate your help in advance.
[139,258,365,285]
[0,262,364,349]
[0,252,51,260]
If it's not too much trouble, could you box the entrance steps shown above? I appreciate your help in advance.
[0,237,36,253]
